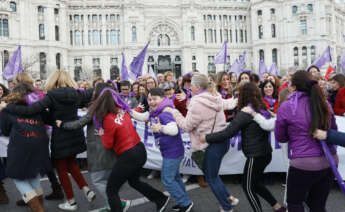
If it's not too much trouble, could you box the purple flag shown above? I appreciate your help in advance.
[311,46,332,68]
[3,46,22,80]
[239,51,246,69]
[228,59,241,76]
[214,42,227,64]
[269,62,278,76]
[121,52,129,81]
[259,59,268,79]
[148,65,157,81]
[130,42,149,79]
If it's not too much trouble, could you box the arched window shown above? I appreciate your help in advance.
[132,26,137,42]
[39,52,47,80]
[272,48,277,64]
[292,6,298,14]
[259,49,264,60]
[191,26,195,41]
[39,24,45,40]
[293,47,299,66]
[258,25,263,39]
[311,45,316,63]
[55,26,59,41]
[271,24,276,38]
[10,2,16,12]
[56,53,61,70]
[302,46,307,66]
[3,50,9,68]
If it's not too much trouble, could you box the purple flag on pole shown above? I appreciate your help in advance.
[214,42,227,64]
[148,65,157,81]
[311,46,332,68]
[130,42,150,79]
[259,59,267,79]
[239,51,246,69]
[269,62,278,76]
[121,52,129,81]
[3,46,22,80]
[228,59,241,76]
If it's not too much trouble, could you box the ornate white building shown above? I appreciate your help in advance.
[0,0,345,82]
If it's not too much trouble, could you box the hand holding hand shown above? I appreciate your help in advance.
[56,120,62,128]
[200,134,207,143]
[152,118,162,133]
[176,91,187,101]
[0,101,7,110]
[313,129,327,140]
[95,128,104,136]
[241,106,253,115]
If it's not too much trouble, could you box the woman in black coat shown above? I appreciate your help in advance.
[1,71,96,211]
[1,83,51,211]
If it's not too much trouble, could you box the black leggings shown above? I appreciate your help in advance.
[242,154,278,212]
[106,143,166,212]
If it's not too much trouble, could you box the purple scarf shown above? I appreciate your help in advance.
[220,89,228,99]
[93,88,132,130]
[169,94,177,102]
[149,97,175,119]
[25,93,40,105]
[287,91,306,116]
[264,96,276,107]
[184,85,192,99]
[106,79,118,91]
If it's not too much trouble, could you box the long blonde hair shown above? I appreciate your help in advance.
[191,74,216,95]
[45,70,77,91]
[13,73,34,86]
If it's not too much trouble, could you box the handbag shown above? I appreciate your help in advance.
[191,112,217,171]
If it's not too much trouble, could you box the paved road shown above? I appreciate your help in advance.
[0,172,343,212]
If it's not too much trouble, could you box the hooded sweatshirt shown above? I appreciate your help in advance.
[172,91,237,152]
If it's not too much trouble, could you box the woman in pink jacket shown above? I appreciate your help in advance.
[165,74,238,212]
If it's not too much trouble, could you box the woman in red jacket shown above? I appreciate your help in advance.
[334,80,345,116]
[89,88,169,212]
[261,80,279,114]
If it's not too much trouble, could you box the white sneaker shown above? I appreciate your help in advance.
[58,201,78,211]
[86,190,96,202]
[231,197,239,206]
[122,199,131,212]
[182,175,190,183]
[220,206,234,212]
[147,171,156,179]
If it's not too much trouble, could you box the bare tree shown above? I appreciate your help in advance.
[21,55,40,79]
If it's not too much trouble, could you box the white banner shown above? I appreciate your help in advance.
[0,116,345,176]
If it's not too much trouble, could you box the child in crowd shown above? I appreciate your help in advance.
[131,87,193,212]
[88,88,169,212]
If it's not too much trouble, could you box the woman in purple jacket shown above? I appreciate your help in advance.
[274,71,338,212]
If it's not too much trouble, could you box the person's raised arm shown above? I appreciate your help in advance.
[5,95,52,115]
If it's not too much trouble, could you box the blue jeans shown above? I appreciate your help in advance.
[13,175,41,196]
[161,155,191,207]
[203,141,232,211]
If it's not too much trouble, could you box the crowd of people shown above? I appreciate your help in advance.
[0,65,343,212]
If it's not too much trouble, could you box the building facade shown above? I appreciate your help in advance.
[0,0,345,82]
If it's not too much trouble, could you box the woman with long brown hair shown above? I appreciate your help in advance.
[201,82,286,212]
[275,71,338,212]
[88,87,169,212]
[216,72,233,121]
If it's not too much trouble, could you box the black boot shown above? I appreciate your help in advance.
[0,181,8,204]
[16,199,26,206]
[45,184,64,200]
